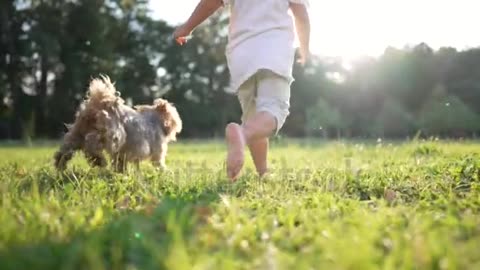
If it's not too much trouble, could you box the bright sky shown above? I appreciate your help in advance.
[149,0,480,60]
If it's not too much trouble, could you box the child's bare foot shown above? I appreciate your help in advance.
[226,123,245,180]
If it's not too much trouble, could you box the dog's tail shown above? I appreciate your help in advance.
[54,75,122,171]
[87,75,122,105]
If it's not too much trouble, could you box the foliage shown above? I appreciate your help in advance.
[419,95,480,137]
[0,1,480,139]
[371,98,417,138]
[305,98,342,138]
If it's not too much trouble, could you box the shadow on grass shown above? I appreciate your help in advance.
[0,183,237,270]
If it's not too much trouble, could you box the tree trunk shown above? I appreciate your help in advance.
[35,54,48,137]
[322,129,328,139]
[1,2,24,139]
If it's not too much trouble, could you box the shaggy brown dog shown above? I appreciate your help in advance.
[54,76,182,172]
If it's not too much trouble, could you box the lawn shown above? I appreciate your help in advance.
[0,140,479,270]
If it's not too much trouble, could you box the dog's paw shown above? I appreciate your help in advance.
[155,165,173,175]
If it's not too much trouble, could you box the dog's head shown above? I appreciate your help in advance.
[96,109,126,153]
[154,98,182,141]
[136,98,182,142]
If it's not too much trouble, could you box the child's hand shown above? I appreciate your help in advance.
[173,0,223,45]
[297,48,310,66]
[173,25,192,45]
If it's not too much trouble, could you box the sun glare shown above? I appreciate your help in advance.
[307,0,479,62]
[150,0,480,61]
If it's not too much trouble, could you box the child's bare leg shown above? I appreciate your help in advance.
[225,123,245,180]
[226,111,276,180]
[227,70,289,180]
[248,137,268,176]
[243,111,276,141]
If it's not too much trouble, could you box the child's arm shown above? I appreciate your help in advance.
[173,0,224,44]
[289,2,310,65]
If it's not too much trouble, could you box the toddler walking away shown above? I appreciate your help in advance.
[174,0,310,180]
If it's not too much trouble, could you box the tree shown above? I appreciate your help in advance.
[371,98,417,138]
[419,95,480,137]
[306,98,344,138]
[1,0,480,140]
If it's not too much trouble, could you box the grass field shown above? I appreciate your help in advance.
[0,140,479,269]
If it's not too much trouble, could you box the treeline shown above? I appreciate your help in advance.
[1,0,479,140]
[294,44,480,139]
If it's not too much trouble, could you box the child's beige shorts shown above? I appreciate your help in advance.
[237,69,291,133]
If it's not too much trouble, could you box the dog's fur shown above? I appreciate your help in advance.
[54,75,182,172]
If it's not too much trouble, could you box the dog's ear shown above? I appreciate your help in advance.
[153,98,169,114]
[153,98,170,127]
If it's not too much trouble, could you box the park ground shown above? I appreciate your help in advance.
[0,139,479,269]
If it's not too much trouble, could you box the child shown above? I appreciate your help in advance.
[174,0,310,180]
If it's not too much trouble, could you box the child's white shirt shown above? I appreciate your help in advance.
[222,0,308,93]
